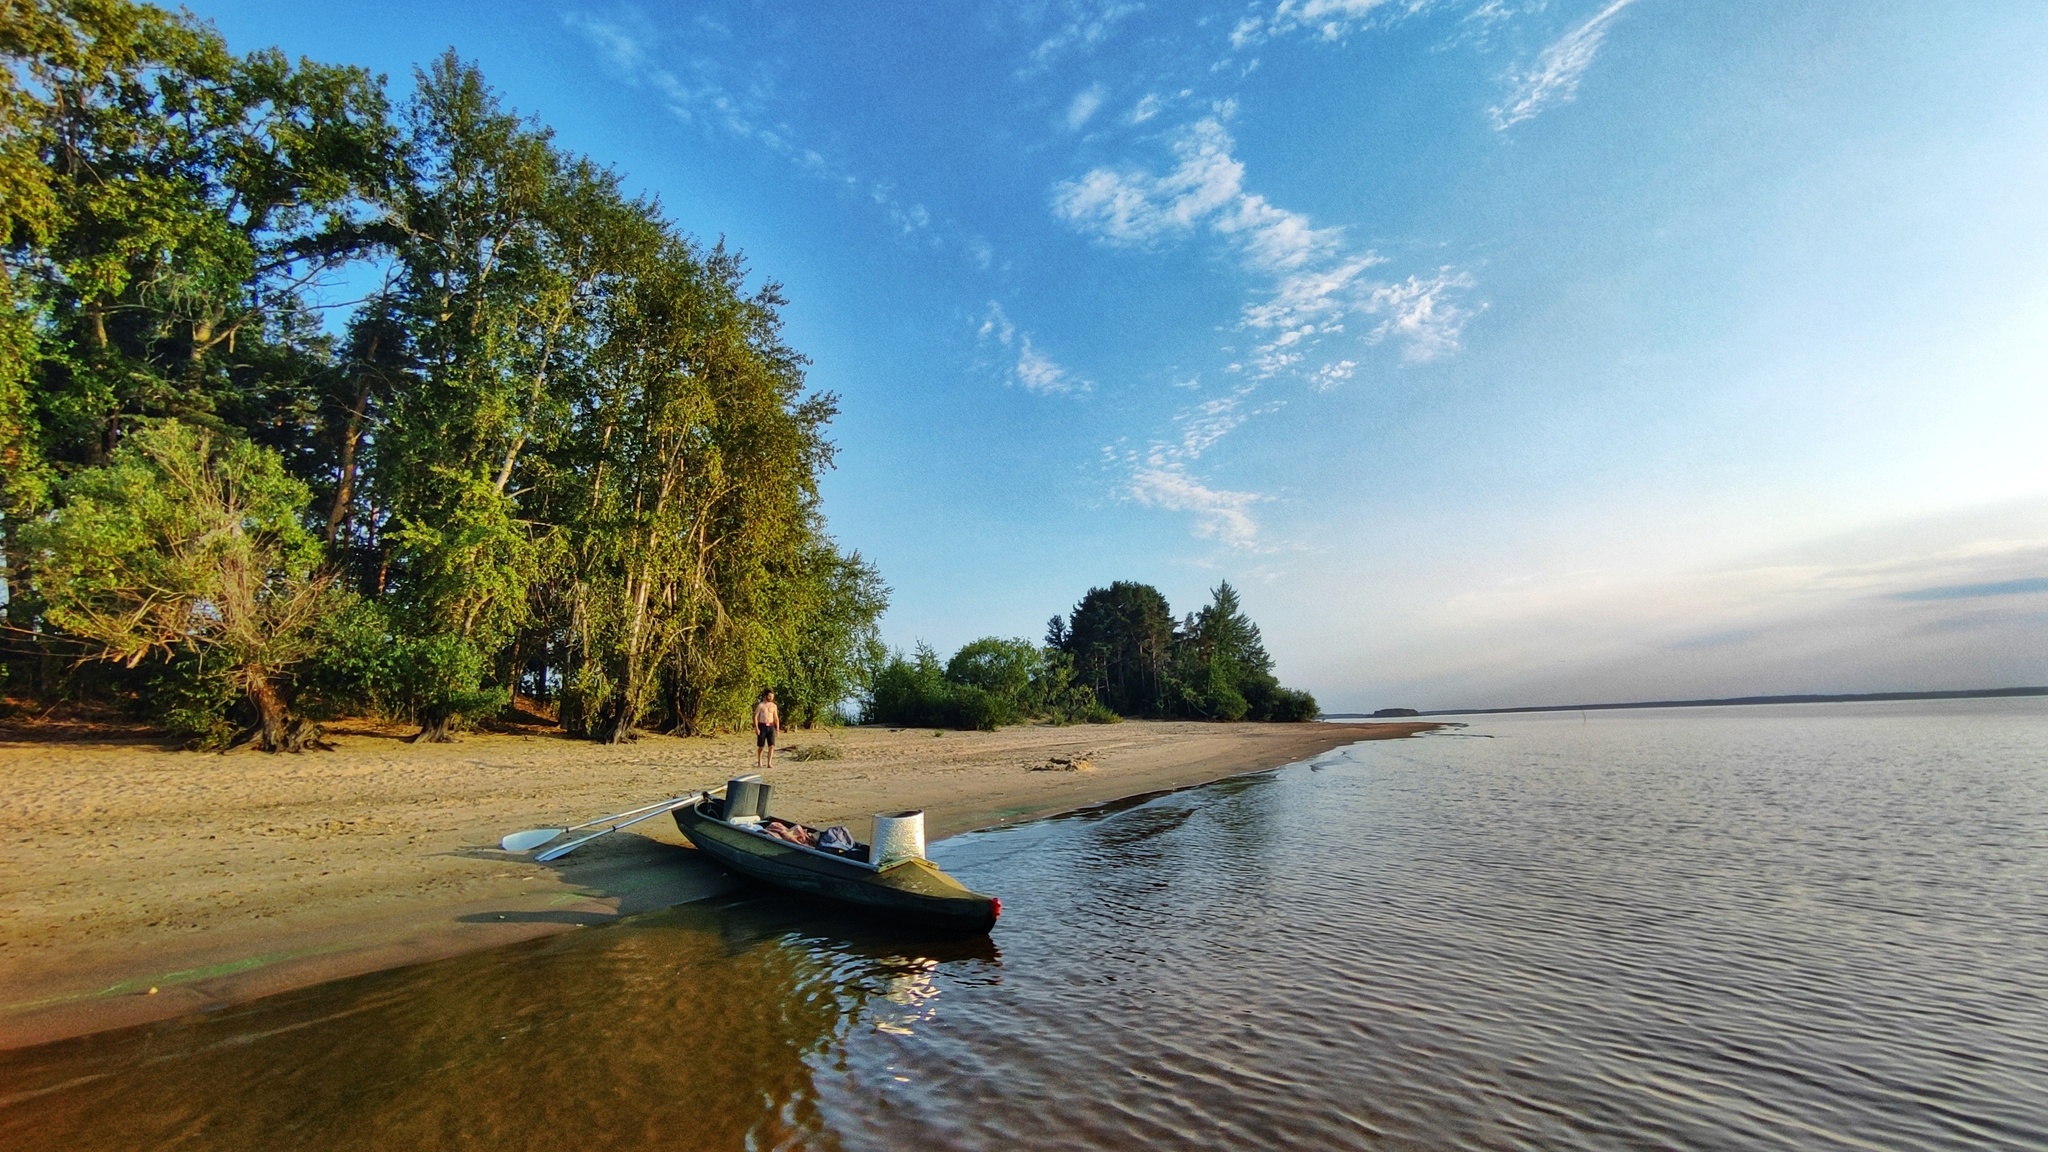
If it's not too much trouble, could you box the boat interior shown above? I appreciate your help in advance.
[704,788,876,866]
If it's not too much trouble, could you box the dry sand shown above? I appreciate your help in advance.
[0,718,1435,1049]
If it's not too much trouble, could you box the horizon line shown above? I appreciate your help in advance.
[1327,686,2048,719]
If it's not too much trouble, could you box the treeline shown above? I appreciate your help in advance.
[0,2,885,748]
[865,581,1317,730]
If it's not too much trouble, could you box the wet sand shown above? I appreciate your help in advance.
[0,719,1435,1049]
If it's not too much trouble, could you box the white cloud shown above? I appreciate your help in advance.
[1309,359,1358,390]
[1490,0,1638,130]
[1366,269,1481,361]
[1019,1,1143,76]
[567,11,995,262]
[1057,117,1474,374]
[1066,82,1109,131]
[1212,192,1342,272]
[1051,117,1246,244]
[1172,386,1261,459]
[1128,92,1164,124]
[1130,466,1265,547]
[977,302,1015,345]
[572,12,651,71]
[1016,341,1077,393]
[979,303,1089,394]
[1231,0,1417,48]
[1241,255,1380,331]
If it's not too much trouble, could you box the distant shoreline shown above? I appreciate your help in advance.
[1328,686,2048,719]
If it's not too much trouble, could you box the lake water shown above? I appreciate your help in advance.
[3,698,2045,1150]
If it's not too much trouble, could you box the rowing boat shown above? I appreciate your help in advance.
[672,795,1001,935]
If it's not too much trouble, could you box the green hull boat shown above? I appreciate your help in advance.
[673,798,1000,935]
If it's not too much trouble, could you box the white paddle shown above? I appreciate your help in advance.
[533,794,705,863]
[500,795,690,853]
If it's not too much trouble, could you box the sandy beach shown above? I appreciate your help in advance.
[0,718,1435,1049]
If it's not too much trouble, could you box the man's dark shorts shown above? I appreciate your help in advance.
[757,723,776,748]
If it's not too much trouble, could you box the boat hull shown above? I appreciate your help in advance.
[673,801,999,934]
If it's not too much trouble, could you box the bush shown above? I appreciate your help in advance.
[945,638,1041,704]
[22,421,338,751]
[1257,686,1319,722]
[148,656,241,750]
[388,633,509,742]
[864,645,1013,731]
[300,598,507,740]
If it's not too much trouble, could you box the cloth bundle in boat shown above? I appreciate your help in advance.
[871,810,926,867]
[819,826,855,852]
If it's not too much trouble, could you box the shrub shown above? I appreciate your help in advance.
[21,422,338,751]
[864,645,1013,731]
[148,655,241,750]
[300,598,507,740]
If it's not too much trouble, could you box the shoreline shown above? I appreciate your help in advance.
[0,719,1438,1050]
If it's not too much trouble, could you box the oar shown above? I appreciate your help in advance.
[533,793,705,863]
[500,796,688,853]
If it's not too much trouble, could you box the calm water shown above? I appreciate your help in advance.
[3,698,2045,1150]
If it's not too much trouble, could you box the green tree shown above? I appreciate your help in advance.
[21,420,333,749]
[1,8,879,752]
[1175,580,1267,720]
[2,0,393,692]
[863,642,1005,731]
[1055,581,1176,716]
[768,541,888,728]
[946,636,1042,718]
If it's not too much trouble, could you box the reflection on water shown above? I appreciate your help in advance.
[0,900,998,1151]
[3,698,2046,1150]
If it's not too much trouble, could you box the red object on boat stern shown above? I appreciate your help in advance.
[990,896,1002,921]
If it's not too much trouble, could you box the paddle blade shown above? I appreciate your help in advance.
[500,828,564,853]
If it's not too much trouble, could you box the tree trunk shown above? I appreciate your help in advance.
[248,672,290,753]
[411,713,458,743]
[603,712,636,744]
[325,361,375,543]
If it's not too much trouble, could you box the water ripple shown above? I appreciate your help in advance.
[1,700,2043,1151]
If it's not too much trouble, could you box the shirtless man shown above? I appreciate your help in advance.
[753,689,781,769]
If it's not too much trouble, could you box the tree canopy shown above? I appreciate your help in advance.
[0,0,884,747]
[865,580,1317,731]
[1049,581,1317,723]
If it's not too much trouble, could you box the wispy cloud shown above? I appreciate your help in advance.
[1490,0,1638,130]
[979,303,1090,394]
[1895,576,2048,601]
[1173,385,1264,459]
[1129,466,1265,547]
[1050,116,1247,245]
[1367,270,1481,362]
[1053,115,1476,374]
[1066,82,1109,131]
[568,10,956,250]
[1230,0,1421,49]
[1106,381,1291,547]
[1018,0,1143,77]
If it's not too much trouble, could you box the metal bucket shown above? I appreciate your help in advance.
[725,775,768,824]
[871,810,926,867]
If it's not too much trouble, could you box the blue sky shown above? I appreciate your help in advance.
[205,0,2048,710]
